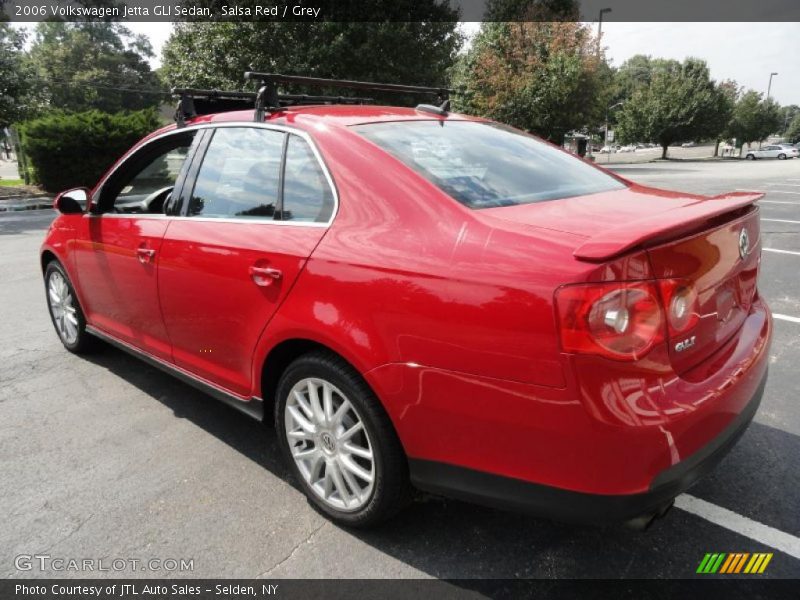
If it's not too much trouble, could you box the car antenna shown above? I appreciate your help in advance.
[415,96,451,117]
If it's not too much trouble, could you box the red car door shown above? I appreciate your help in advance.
[74,130,199,361]
[158,126,335,397]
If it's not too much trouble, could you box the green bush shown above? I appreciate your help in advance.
[15,109,162,192]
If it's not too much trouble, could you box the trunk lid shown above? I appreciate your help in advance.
[479,184,763,374]
[647,208,761,374]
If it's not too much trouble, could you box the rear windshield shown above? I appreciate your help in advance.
[352,120,625,209]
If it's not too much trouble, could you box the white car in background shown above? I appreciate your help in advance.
[745,145,798,160]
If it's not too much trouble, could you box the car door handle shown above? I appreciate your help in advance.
[136,247,156,264]
[249,266,282,286]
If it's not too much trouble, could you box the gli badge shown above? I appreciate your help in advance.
[739,228,750,260]
[675,336,697,353]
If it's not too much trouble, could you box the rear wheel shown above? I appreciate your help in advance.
[745,153,755,160]
[778,153,787,160]
[275,351,410,527]
[44,261,94,353]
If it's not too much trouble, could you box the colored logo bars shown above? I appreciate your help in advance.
[696,553,773,574]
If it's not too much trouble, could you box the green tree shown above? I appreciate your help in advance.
[785,113,800,144]
[610,55,659,105]
[452,21,608,144]
[0,24,36,128]
[615,58,729,158]
[709,79,738,156]
[161,20,462,97]
[780,104,799,135]
[26,22,162,113]
[725,90,783,148]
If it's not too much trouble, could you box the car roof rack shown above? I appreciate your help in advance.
[245,72,453,122]
[171,72,454,126]
[171,87,375,127]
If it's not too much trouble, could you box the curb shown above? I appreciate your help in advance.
[0,196,54,212]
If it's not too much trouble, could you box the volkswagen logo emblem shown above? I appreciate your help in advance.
[738,228,750,260]
[320,432,336,454]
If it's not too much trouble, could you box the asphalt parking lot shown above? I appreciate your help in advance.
[1,158,799,581]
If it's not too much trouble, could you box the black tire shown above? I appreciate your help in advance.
[275,351,411,527]
[778,153,786,160]
[44,260,95,353]
[745,154,755,160]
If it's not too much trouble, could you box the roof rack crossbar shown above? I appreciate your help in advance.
[172,88,257,100]
[244,72,453,100]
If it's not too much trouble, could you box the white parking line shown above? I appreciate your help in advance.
[762,219,800,224]
[774,314,800,324]
[766,184,800,187]
[675,495,800,559]
[763,248,800,256]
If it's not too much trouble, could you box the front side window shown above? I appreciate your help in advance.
[98,132,196,214]
[189,127,285,219]
[353,121,626,209]
[281,134,335,223]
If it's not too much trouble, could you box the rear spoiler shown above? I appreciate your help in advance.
[573,191,764,262]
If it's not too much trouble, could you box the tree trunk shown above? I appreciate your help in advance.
[713,139,720,157]
[661,144,668,159]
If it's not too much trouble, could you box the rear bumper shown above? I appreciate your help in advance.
[409,369,766,523]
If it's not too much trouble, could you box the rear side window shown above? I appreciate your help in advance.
[189,127,285,219]
[280,134,335,223]
[353,121,625,209]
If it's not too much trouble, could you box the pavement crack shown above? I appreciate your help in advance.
[255,522,327,578]
[42,513,95,554]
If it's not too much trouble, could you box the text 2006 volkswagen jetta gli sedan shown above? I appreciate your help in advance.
[41,95,771,528]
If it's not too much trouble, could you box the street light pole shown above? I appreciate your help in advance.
[597,8,611,55]
[766,72,778,102]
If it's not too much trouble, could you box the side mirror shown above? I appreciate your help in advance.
[54,187,90,214]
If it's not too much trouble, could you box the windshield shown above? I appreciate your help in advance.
[352,120,626,209]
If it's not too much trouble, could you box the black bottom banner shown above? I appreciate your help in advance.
[2,579,799,600]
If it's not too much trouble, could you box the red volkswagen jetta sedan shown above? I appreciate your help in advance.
[41,84,771,528]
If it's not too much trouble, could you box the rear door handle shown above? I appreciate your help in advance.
[136,247,156,264]
[249,265,282,286]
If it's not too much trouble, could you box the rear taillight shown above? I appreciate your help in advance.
[658,279,699,336]
[556,282,665,361]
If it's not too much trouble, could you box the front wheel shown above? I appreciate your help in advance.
[275,352,411,527]
[745,154,755,160]
[44,261,94,353]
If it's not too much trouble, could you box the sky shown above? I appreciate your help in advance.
[12,21,800,105]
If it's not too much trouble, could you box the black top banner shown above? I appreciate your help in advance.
[2,0,800,22]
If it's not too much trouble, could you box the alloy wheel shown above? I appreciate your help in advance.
[284,377,375,512]
[48,271,79,345]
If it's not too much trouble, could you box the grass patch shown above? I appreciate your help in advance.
[0,178,25,187]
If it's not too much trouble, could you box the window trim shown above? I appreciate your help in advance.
[88,122,339,228]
